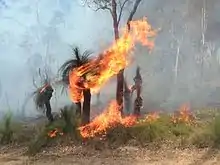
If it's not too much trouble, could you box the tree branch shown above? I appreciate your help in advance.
[111,0,117,19]
[127,0,142,31]
[117,0,130,25]
[95,5,113,16]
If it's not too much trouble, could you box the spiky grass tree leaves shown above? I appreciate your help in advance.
[59,47,92,86]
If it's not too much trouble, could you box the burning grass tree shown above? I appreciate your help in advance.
[59,47,92,125]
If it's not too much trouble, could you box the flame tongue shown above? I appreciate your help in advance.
[79,101,137,139]
[71,17,156,138]
[69,17,156,102]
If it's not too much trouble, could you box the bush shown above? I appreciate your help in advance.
[106,124,132,146]
[27,106,81,155]
[189,114,220,148]
[212,115,220,144]
[190,127,215,148]
[0,112,14,144]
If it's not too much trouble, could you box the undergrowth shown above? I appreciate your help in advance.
[2,107,220,156]
[27,106,81,155]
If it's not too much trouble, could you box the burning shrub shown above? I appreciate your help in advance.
[172,104,195,124]
[171,104,195,125]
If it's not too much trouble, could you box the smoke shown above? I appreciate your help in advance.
[122,0,220,110]
[0,0,220,118]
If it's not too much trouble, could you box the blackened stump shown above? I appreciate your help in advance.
[133,67,143,115]
[82,89,91,125]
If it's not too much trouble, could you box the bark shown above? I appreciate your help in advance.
[82,89,91,125]
[45,101,54,122]
[124,79,132,115]
[75,102,82,117]
[133,67,142,116]
[111,0,124,113]
[112,0,142,114]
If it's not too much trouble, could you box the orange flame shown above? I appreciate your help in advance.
[171,104,194,124]
[47,128,63,138]
[69,17,156,102]
[78,101,137,138]
[145,112,160,123]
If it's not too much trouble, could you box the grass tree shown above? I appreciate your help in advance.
[33,69,54,122]
[59,47,92,125]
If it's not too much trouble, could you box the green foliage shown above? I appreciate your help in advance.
[0,112,14,144]
[212,115,220,144]
[189,114,220,148]
[27,106,81,155]
[190,126,215,148]
[169,123,193,137]
[103,114,194,147]
[106,124,132,146]
[27,129,49,156]
[60,106,81,139]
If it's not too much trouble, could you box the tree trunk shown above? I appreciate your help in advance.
[124,79,132,115]
[82,89,91,125]
[45,101,54,122]
[116,70,124,113]
[112,0,124,114]
[133,67,142,116]
[75,102,81,117]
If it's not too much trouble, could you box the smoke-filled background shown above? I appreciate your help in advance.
[0,0,220,118]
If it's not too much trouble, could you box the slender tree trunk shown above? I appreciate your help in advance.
[111,0,124,114]
[82,89,91,125]
[124,79,132,115]
[75,102,81,116]
[45,101,54,122]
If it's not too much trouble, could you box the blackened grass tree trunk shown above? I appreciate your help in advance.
[133,66,143,116]
[82,88,91,125]
[124,79,132,115]
[34,84,54,122]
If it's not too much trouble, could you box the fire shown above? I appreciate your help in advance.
[145,112,159,123]
[47,128,63,138]
[78,101,137,138]
[69,17,157,102]
[171,104,194,124]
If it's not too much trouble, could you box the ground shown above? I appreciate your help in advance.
[0,145,220,165]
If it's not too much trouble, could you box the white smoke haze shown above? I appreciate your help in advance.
[0,0,220,118]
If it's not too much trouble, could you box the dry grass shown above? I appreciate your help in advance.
[1,107,220,157]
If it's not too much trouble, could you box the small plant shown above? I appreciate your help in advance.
[27,105,81,155]
[211,115,220,145]
[0,112,14,144]
[190,127,215,148]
